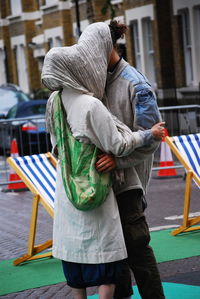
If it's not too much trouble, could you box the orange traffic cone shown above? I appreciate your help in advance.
[7,139,27,191]
[157,129,178,178]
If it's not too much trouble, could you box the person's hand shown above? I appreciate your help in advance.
[151,122,166,140]
[96,154,116,172]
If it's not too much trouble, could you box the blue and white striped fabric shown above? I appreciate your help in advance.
[173,133,200,184]
[13,154,56,209]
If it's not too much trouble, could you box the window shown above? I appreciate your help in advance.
[179,9,193,85]
[0,49,6,85]
[142,17,156,85]
[48,38,53,50]
[10,0,22,15]
[194,6,200,83]
[132,21,142,71]
[15,45,29,93]
[55,37,62,47]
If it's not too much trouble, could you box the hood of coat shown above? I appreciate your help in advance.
[41,22,112,100]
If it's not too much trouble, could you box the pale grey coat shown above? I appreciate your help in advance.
[48,86,153,263]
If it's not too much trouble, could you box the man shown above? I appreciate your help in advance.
[96,21,165,299]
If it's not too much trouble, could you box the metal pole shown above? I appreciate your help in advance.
[75,0,81,37]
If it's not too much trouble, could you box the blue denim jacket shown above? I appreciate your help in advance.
[120,66,161,129]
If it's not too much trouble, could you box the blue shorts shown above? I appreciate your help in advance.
[62,259,128,289]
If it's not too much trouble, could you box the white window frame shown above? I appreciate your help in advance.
[125,5,156,87]
[11,35,29,93]
[194,6,200,84]
[10,0,22,16]
[16,45,29,93]
[0,45,7,85]
[132,20,142,71]
[179,9,193,86]
[142,17,156,85]
[44,26,63,47]
[45,0,58,6]
[173,0,200,86]
[55,36,62,47]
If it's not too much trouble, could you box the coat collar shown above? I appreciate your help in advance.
[107,58,129,85]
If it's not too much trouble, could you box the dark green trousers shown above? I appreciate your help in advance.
[114,189,165,299]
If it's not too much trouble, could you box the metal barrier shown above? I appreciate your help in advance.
[0,115,51,188]
[0,105,200,188]
[159,104,200,136]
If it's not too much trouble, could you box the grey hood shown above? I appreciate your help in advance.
[41,22,112,100]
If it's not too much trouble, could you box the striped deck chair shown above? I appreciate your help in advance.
[165,133,200,236]
[7,153,57,265]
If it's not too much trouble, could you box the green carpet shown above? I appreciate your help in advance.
[88,283,200,299]
[0,257,65,295]
[150,229,200,263]
[0,229,200,296]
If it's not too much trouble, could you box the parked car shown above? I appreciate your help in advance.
[0,83,22,91]
[0,100,51,155]
[0,85,31,118]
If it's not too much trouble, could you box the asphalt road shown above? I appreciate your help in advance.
[0,169,200,298]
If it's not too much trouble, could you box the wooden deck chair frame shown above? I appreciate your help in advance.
[165,136,200,236]
[7,152,57,266]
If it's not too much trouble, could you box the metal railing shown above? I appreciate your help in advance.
[0,115,51,188]
[159,104,200,136]
[0,105,200,187]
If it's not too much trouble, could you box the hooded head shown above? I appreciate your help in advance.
[41,22,112,100]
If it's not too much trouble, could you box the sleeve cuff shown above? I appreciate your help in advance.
[139,129,154,145]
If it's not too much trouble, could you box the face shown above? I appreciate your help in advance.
[108,48,120,71]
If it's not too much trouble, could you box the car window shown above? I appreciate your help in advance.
[0,89,30,111]
[17,103,46,118]
[6,105,18,118]
[31,104,46,115]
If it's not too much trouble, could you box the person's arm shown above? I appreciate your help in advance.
[84,100,164,157]
[133,84,162,129]
[96,125,163,172]
[115,140,159,169]
[112,81,161,167]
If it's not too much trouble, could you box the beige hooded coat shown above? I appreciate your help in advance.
[41,23,150,263]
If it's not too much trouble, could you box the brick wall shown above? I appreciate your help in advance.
[22,0,39,12]
[61,9,75,46]
[43,11,63,29]
[0,0,197,103]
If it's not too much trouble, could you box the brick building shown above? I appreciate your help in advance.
[0,0,199,105]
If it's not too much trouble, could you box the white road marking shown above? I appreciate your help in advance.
[165,212,200,220]
[149,225,180,232]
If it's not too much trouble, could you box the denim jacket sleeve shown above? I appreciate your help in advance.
[134,85,162,129]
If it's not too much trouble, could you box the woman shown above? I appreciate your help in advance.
[42,22,164,299]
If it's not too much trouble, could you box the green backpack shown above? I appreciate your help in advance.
[52,92,112,211]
